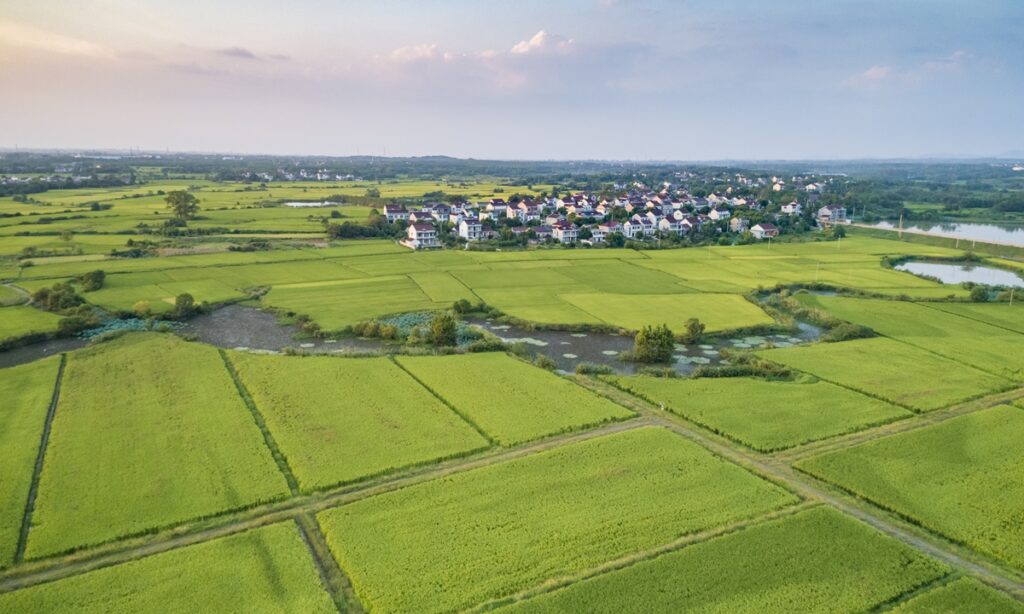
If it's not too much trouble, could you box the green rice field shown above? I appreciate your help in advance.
[0,305,63,342]
[0,523,335,613]
[25,334,290,559]
[796,405,1024,571]
[318,427,798,612]
[500,506,947,613]
[226,353,489,491]
[892,577,1024,613]
[757,337,1013,412]
[396,353,633,445]
[608,375,910,451]
[0,357,60,567]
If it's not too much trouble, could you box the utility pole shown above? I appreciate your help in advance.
[898,212,903,239]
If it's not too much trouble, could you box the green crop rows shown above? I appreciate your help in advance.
[892,577,1024,613]
[797,405,1024,572]
[608,375,910,451]
[227,352,489,491]
[501,506,947,613]
[318,427,797,612]
[396,353,633,445]
[26,335,290,558]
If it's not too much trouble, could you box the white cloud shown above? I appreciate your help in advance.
[0,21,114,59]
[510,30,575,55]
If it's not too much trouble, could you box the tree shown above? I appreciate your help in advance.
[365,187,381,198]
[77,269,105,292]
[133,300,152,317]
[430,311,458,346]
[631,324,675,363]
[970,286,989,302]
[165,190,200,221]
[60,229,74,243]
[680,318,705,344]
[832,225,847,239]
[174,293,197,318]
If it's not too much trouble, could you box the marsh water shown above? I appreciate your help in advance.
[466,318,822,375]
[895,262,1024,288]
[2,304,823,373]
[869,221,1024,247]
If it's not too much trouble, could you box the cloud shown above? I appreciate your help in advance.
[214,46,259,60]
[924,50,969,73]
[842,51,973,90]
[0,21,114,59]
[510,30,575,55]
[841,64,893,89]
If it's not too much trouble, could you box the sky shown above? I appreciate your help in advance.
[1,0,1022,160]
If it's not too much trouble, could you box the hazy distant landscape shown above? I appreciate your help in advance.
[1,1,1023,612]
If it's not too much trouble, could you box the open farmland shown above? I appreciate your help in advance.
[0,357,60,567]
[928,301,1024,335]
[25,334,290,559]
[757,337,1013,412]
[797,295,1024,381]
[226,353,489,491]
[500,506,947,613]
[0,305,62,342]
[396,353,633,445]
[318,427,798,613]
[892,577,1024,613]
[607,375,910,451]
[796,405,1024,572]
[0,523,335,613]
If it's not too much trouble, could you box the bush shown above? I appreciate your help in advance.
[77,269,106,292]
[133,301,152,317]
[575,362,614,375]
[821,323,876,343]
[679,318,705,344]
[970,286,990,302]
[452,299,473,314]
[636,366,678,378]
[173,293,197,319]
[32,283,84,312]
[629,324,675,363]
[430,312,458,346]
[534,354,557,370]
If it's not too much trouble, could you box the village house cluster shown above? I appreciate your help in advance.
[397,183,847,250]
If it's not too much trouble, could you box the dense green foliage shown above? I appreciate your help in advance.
[502,507,948,613]
[758,338,1012,412]
[164,190,200,221]
[0,523,335,613]
[396,353,633,445]
[26,334,289,558]
[892,577,1024,613]
[630,324,675,363]
[76,269,105,292]
[797,406,1024,571]
[610,376,909,451]
[318,427,796,612]
[227,353,488,491]
[0,357,60,567]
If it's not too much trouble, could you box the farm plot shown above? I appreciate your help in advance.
[396,353,633,445]
[263,276,442,330]
[928,301,1024,335]
[560,292,775,333]
[796,405,1024,571]
[317,427,797,613]
[0,357,61,567]
[0,523,335,613]
[608,376,910,452]
[226,353,489,491]
[25,334,290,559]
[0,305,62,342]
[801,296,1024,381]
[501,506,947,614]
[757,337,1012,412]
[892,577,1024,613]
[408,271,478,303]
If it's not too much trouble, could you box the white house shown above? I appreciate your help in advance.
[781,201,802,216]
[552,221,578,244]
[622,218,643,239]
[458,217,483,241]
[750,223,780,240]
[730,217,750,233]
[708,207,731,221]
[384,205,409,223]
[405,223,439,249]
[817,205,847,226]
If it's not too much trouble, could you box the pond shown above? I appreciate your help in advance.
[868,221,1024,247]
[896,261,1024,288]
[283,201,341,208]
[466,318,822,375]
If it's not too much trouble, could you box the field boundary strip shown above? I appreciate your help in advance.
[294,514,364,614]
[915,301,1024,337]
[871,573,962,613]
[218,349,301,495]
[467,500,818,613]
[388,355,497,445]
[573,376,1024,599]
[0,419,653,596]
[776,386,1024,464]
[14,354,67,565]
